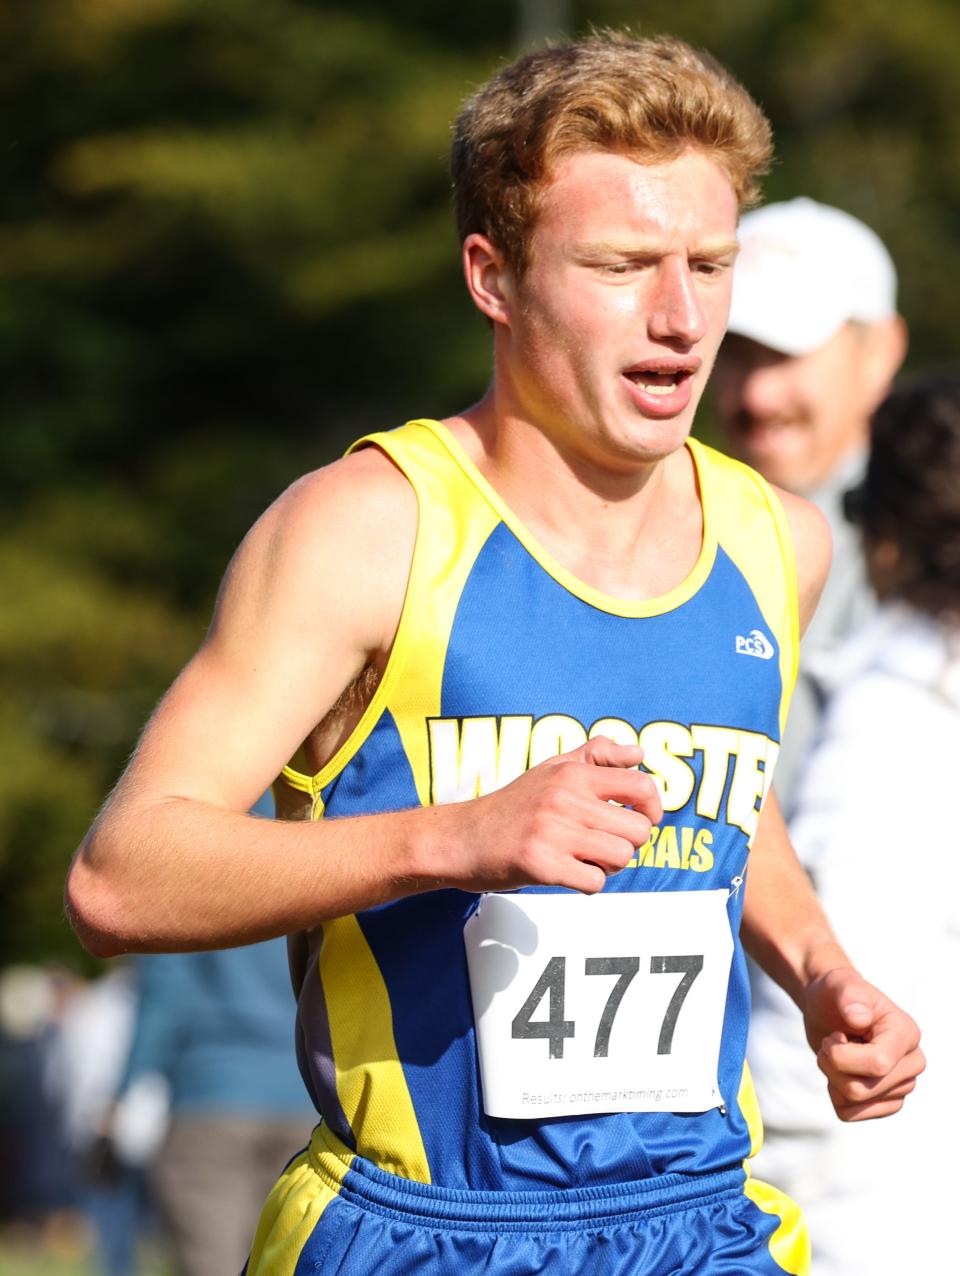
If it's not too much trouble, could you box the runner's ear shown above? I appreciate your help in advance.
[462,233,513,326]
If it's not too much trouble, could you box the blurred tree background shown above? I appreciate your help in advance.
[2,0,958,967]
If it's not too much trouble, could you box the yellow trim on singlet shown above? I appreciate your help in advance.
[280,420,501,805]
[359,424,504,804]
[244,1146,340,1276]
[279,768,313,796]
[318,914,431,1182]
[278,432,430,803]
[737,1063,810,1274]
[416,418,720,618]
[743,1176,811,1274]
[738,1060,764,1160]
[703,444,800,740]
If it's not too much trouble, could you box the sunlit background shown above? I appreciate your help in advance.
[2,1,959,1270]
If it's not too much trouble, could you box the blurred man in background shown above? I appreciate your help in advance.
[712,200,909,1247]
[712,197,907,808]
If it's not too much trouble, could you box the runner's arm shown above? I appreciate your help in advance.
[742,486,837,1002]
[65,450,662,956]
[66,448,422,953]
[742,490,924,1120]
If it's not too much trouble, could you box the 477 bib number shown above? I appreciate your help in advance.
[464,890,733,1118]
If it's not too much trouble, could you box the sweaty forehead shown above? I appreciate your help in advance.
[534,148,739,248]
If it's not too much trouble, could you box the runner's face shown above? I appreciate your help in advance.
[506,148,739,467]
[711,326,875,494]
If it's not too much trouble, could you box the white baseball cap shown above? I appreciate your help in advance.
[727,197,898,356]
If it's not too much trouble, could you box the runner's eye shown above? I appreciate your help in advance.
[692,260,731,276]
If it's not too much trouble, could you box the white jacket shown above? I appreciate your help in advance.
[748,603,960,1274]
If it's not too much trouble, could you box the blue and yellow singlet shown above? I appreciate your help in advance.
[278,417,798,1199]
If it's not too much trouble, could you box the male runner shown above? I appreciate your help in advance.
[66,34,923,1275]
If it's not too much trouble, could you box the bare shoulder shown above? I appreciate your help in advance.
[110,444,420,813]
[216,444,419,655]
[158,444,422,787]
[772,485,833,635]
[258,444,417,564]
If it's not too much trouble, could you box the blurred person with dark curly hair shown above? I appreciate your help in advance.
[748,374,960,1273]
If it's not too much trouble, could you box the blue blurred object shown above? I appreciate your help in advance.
[114,790,315,1276]
[118,792,311,1116]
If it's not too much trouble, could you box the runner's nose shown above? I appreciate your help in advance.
[647,260,707,346]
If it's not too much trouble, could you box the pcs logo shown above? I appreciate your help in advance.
[735,629,774,660]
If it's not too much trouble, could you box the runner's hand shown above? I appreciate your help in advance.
[435,736,663,896]
[803,966,924,1121]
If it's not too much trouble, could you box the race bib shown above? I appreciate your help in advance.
[464,889,733,1119]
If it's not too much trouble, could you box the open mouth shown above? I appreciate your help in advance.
[623,370,691,396]
[620,362,700,418]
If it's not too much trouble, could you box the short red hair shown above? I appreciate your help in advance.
[451,32,772,276]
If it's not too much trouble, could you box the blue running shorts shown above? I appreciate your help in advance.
[244,1125,809,1275]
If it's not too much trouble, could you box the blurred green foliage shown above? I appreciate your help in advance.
[2,0,957,965]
